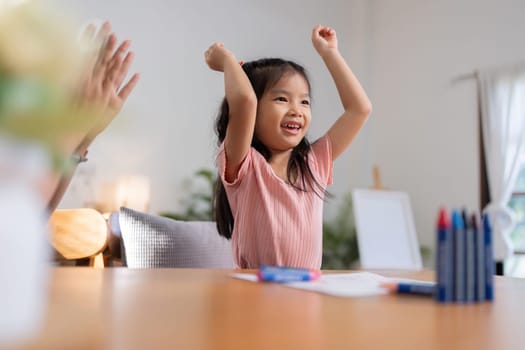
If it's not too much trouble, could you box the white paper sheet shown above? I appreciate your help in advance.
[231,272,403,297]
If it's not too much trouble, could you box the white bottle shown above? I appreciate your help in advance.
[0,137,51,346]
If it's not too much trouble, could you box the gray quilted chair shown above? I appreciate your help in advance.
[119,207,234,268]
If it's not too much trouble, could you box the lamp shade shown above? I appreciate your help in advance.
[98,175,150,213]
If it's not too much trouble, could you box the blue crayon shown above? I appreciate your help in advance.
[452,210,466,302]
[436,208,453,302]
[463,209,475,303]
[483,214,494,301]
[472,212,485,302]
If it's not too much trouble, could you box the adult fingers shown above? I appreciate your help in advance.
[104,40,131,86]
[117,73,140,102]
[94,21,112,48]
[107,39,131,69]
[80,23,96,47]
[92,34,117,81]
[92,22,113,67]
[114,51,135,89]
[79,23,99,80]
[98,34,118,68]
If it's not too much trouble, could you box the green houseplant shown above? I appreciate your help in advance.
[160,168,215,221]
[322,192,360,269]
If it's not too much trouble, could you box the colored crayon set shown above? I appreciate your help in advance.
[435,208,494,303]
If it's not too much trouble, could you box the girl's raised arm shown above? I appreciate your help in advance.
[311,25,372,161]
[205,43,257,182]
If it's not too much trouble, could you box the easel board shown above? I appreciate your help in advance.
[351,189,422,270]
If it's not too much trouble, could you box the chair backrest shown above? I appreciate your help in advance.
[118,207,234,268]
[352,189,423,270]
[48,208,108,260]
[106,211,122,259]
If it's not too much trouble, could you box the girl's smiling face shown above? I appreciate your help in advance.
[254,72,311,155]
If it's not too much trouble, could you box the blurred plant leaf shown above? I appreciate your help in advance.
[322,192,360,269]
[159,168,216,222]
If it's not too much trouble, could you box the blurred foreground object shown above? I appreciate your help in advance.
[0,1,101,346]
[0,1,92,164]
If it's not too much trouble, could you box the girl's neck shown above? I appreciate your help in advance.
[269,149,293,182]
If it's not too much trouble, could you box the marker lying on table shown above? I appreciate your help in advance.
[257,265,321,283]
[381,281,436,296]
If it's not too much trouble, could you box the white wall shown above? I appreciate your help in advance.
[56,0,525,263]
[57,0,369,215]
[366,0,525,254]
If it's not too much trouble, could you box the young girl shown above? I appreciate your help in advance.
[205,24,371,269]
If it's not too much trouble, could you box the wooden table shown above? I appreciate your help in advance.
[8,268,525,350]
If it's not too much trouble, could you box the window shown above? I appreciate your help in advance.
[509,162,525,252]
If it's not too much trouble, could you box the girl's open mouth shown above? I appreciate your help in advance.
[281,122,302,135]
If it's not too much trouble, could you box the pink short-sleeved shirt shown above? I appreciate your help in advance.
[217,135,333,269]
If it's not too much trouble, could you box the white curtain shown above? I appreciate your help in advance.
[478,62,525,261]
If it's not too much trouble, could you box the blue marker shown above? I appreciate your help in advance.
[257,266,321,283]
[382,281,436,296]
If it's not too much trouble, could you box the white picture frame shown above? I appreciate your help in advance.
[351,189,423,270]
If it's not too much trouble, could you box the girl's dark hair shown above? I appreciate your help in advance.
[214,58,328,239]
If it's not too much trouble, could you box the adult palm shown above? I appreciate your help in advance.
[79,21,140,143]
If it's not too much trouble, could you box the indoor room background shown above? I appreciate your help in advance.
[55,0,525,265]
